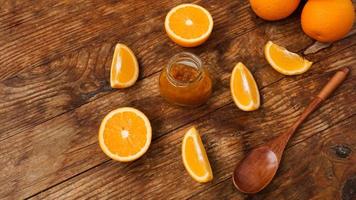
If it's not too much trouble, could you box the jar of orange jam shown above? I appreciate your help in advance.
[159,52,213,107]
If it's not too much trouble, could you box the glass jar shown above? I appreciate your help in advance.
[159,52,213,107]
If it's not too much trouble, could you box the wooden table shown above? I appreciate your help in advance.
[1,1,355,199]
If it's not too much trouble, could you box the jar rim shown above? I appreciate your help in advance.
[166,52,203,87]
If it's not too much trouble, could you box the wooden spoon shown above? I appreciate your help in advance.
[232,68,350,194]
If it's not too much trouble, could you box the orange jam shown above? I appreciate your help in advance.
[159,52,212,107]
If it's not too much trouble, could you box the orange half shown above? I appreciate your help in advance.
[165,4,213,47]
[230,62,260,111]
[110,43,139,88]
[98,107,152,162]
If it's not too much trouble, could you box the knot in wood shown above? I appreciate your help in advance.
[331,144,352,159]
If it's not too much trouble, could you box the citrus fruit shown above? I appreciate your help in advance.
[98,107,152,162]
[110,43,139,88]
[301,0,355,42]
[264,41,313,75]
[165,4,213,47]
[249,0,300,21]
[182,126,213,183]
[230,62,260,111]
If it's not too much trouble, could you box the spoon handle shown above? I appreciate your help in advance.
[292,67,350,130]
[272,68,350,153]
[317,67,350,100]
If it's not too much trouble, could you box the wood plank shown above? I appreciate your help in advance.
[0,0,253,81]
[3,10,355,144]
[0,0,163,80]
[189,116,356,200]
[29,72,355,199]
[0,0,261,141]
[1,1,355,199]
[17,52,355,199]
[1,10,316,196]
[1,33,355,198]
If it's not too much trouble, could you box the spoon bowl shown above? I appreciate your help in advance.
[233,146,278,193]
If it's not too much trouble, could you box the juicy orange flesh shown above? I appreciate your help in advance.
[184,136,208,177]
[269,44,306,70]
[169,6,210,39]
[112,47,136,83]
[103,111,147,156]
[232,66,258,106]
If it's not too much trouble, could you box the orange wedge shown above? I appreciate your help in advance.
[230,62,260,111]
[110,43,139,88]
[264,41,313,75]
[182,127,213,183]
[165,4,213,47]
[98,107,151,162]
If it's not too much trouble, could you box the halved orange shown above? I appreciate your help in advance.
[165,4,213,47]
[98,107,152,162]
[264,41,313,75]
[182,126,213,183]
[230,62,260,111]
[110,43,139,88]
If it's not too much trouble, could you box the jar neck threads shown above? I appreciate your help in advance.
[166,52,203,87]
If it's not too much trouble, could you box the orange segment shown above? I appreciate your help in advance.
[165,4,213,47]
[110,43,139,88]
[264,41,313,75]
[182,127,213,183]
[230,62,260,111]
[98,107,151,162]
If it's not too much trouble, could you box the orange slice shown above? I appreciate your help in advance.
[110,43,139,88]
[98,107,152,162]
[230,62,260,111]
[182,126,213,183]
[264,41,313,75]
[165,4,213,47]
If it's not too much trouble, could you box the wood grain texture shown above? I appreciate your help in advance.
[24,56,356,199]
[233,68,350,194]
[0,0,355,199]
[2,31,354,199]
[0,0,257,141]
[190,116,356,200]
[29,73,355,199]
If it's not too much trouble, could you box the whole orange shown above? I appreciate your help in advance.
[301,0,355,42]
[249,0,301,21]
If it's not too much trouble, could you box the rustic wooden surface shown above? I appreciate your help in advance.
[1,0,355,199]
